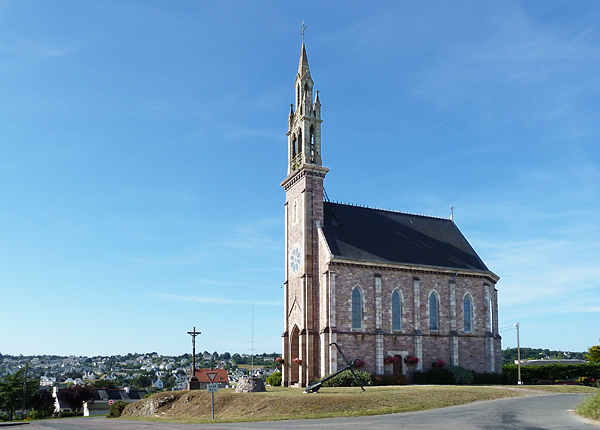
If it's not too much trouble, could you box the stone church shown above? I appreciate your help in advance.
[281,44,502,387]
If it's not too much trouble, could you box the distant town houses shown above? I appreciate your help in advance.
[0,352,282,391]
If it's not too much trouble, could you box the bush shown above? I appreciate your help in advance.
[576,391,600,420]
[266,372,282,387]
[27,410,44,420]
[448,366,474,385]
[413,368,454,385]
[472,372,506,385]
[371,374,409,386]
[107,400,129,418]
[321,370,372,387]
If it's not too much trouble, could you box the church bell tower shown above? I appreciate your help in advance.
[281,43,329,387]
[287,44,323,174]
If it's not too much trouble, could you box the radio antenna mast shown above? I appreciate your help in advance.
[251,307,255,374]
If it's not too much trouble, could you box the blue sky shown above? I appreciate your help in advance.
[1,1,599,357]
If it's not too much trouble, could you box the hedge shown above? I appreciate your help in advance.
[502,363,600,383]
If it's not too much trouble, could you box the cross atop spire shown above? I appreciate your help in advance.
[301,21,306,44]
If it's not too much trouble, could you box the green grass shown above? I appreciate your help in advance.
[510,385,597,394]
[576,390,600,421]
[120,385,596,424]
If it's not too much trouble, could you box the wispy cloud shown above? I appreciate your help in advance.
[0,39,74,62]
[152,293,281,306]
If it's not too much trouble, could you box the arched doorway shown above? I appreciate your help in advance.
[290,326,300,385]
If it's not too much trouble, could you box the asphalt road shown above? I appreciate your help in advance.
[12,393,600,430]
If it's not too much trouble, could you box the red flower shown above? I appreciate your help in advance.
[432,359,446,368]
[405,355,419,364]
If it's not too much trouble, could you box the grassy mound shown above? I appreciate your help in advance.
[117,386,549,423]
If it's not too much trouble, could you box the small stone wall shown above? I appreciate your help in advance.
[235,376,266,393]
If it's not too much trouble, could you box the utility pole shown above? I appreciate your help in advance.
[187,327,201,390]
[21,361,28,419]
[515,322,522,385]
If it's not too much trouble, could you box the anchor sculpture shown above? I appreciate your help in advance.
[304,342,366,393]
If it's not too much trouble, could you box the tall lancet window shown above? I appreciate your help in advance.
[352,287,362,329]
[292,199,299,225]
[463,294,473,333]
[309,125,315,162]
[292,135,297,158]
[488,299,494,333]
[392,290,402,331]
[429,291,439,332]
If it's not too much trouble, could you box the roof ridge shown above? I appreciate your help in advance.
[327,200,451,221]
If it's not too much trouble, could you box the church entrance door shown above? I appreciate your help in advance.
[393,355,403,375]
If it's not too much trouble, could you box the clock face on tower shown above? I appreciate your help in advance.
[290,244,302,274]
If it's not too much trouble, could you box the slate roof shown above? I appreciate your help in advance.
[193,368,229,383]
[86,388,147,401]
[322,202,491,273]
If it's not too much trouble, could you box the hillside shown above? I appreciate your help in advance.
[122,386,532,422]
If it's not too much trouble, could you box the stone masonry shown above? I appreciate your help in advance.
[281,44,501,387]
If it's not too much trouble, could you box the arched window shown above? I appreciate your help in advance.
[463,294,472,333]
[488,299,494,333]
[392,290,402,331]
[352,287,362,329]
[292,135,297,158]
[298,130,302,154]
[429,292,439,332]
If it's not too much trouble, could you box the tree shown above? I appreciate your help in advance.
[231,353,246,364]
[59,385,94,415]
[63,371,83,380]
[89,379,116,389]
[130,374,152,390]
[30,389,55,418]
[585,340,600,363]
[0,368,39,420]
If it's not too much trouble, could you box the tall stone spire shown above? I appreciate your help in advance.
[286,43,323,176]
[298,44,311,80]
